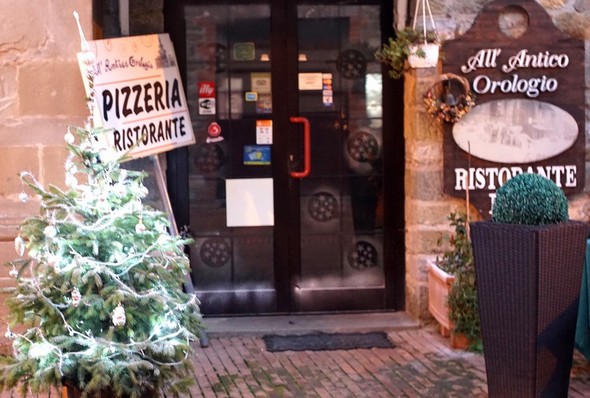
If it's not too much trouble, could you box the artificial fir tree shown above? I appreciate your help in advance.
[0,52,203,398]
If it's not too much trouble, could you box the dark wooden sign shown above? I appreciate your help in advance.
[441,0,585,217]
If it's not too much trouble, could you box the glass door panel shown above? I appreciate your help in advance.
[184,4,275,314]
[170,0,396,315]
[295,4,385,311]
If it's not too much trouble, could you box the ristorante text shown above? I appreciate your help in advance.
[100,77,188,151]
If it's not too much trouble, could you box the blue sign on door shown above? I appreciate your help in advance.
[243,145,271,165]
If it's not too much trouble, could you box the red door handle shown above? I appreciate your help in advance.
[289,116,311,178]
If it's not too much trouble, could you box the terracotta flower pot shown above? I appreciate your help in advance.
[450,332,470,349]
[428,260,455,337]
[62,383,154,398]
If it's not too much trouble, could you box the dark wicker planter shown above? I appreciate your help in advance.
[470,220,588,398]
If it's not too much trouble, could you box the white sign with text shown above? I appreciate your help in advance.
[77,34,195,159]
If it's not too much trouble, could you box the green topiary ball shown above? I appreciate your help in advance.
[492,173,568,225]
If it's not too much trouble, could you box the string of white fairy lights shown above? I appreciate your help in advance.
[4,11,200,375]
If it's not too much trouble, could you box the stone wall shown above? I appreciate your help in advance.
[0,0,93,352]
[404,0,590,321]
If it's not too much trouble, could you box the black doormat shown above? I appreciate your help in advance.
[262,331,395,352]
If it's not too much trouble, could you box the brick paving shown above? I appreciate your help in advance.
[186,325,590,398]
[2,325,590,397]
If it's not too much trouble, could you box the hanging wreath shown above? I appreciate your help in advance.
[423,73,476,123]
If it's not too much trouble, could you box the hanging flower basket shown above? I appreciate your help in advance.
[408,43,440,68]
[424,73,476,124]
[408,0,439,69]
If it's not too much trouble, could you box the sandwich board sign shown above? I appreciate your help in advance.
[77,33,195,159]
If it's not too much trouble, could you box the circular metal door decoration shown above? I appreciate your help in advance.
[308,191,339,222]
[347,131,379,162]
[347,241,378,270]
[194,144,224,173]
[337,49,367,79]
[199,238,230,268]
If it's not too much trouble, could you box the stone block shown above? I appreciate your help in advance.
[405,168,444,201]
[405,281,429,320]
[405,227,446,256]
[0,66,18,118]
[0,241,18,275]
[406,141,443,167]
[406,200,459,226]
[0,147,40,196]
[18,60,87,117]
[539,0,566,8]
[44,1,93,57]
[0,118,84,147]
[575,0,590,12]
[43,145,68,190]
[405,253,434,284]
[0,198,39,232]
[555,12,590,40]
[405,111,443,142]
[0,2,90,62]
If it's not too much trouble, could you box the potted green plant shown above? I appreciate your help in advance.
[470,173,588,397]
[375,28,440,79]
[429,213,480,349]
[375,0,439,78]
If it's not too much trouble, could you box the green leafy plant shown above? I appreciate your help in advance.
[492,173,568,225]
[375,28,439,79]
[436,212,481,350]
[436,213,472,274]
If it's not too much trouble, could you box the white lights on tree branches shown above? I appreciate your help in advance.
[64,132,75,145]
[19,192,28,203]
[43,225,57,238]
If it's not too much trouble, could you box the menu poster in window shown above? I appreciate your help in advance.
[77,33,196,159]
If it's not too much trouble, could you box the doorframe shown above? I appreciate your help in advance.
[163,0,406,314]
[270,0,300,312]
[379,0,406,310]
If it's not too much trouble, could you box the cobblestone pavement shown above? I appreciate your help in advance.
[2,326,590,397]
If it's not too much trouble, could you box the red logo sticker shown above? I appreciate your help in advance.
[198,81,216,98]
[208,122,222,137]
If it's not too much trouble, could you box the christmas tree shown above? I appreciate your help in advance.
[0,52,203,398]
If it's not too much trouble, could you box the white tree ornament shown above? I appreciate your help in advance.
[14,235,25,256]
[44,225,57,238]
[135,221,146,233]
[112,303,126,327]
[71,287,81,307]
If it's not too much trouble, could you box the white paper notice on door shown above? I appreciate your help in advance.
[226,178,274,227]
[298,73,323,90]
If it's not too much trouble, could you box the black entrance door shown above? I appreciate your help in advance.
[165,0,405,315]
